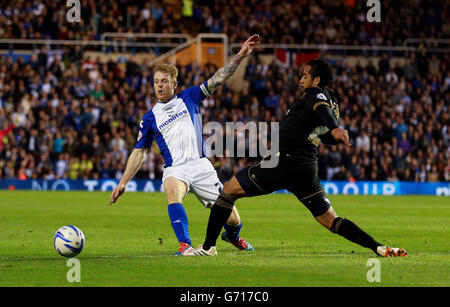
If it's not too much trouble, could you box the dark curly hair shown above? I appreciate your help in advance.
[307,59,334,88]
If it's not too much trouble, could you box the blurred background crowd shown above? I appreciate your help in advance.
[0,0,449,183]
[0,0,447,49]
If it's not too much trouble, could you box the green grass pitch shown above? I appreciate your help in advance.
[0,191,449,287]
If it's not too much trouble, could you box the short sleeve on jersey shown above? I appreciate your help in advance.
[178,81,210,107]
[134,116,154,149]
[303,88,329,112]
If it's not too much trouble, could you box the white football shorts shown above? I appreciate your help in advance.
[162,157,223,207]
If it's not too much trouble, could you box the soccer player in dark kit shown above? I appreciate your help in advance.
[186,59,408,257]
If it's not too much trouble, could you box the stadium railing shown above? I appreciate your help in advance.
[2,34,449,63]
[403,38,450,48]
[99,32,190,54]
[148,33,228,67]
[229,42,450,54]
[0,33,229,67]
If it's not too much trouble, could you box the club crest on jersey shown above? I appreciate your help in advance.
[163,106,175,116]
[316,93,327,101]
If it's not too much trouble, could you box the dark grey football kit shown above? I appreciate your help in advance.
[236,87,340,217]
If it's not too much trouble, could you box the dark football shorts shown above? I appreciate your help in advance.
[235,154,330,216]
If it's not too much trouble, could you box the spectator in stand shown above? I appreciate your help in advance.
[0,121,15,152]
[0,0,448,184]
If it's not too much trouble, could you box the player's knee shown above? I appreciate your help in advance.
[164,178,187,204]
[222,177,246,199]
[164,186,184,203]
[222,180,236,195]
[301,193,331,218]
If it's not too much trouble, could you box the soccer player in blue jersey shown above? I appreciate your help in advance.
[109,34,261,255]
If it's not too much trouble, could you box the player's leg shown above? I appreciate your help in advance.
[192,158,285,255]
[164,176,189,204]
[303,193,383,254]
[194,176,247,255]
[290,162,404,257]
[214,177,250,248]
[188,159,253,251]
[163,176,193,255]
[314,204,338,229]
[317,206,407,257]
[295,175,407,257]
[222,193,254,251]
[221,175,248,198]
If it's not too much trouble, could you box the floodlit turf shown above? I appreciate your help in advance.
[0,191,449,287]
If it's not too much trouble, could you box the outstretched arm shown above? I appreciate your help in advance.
[109,148,148,205]
[313,103,351,146]
[319,130,339,145]
[206,34,260,94]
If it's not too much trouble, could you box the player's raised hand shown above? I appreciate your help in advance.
[109,184,125,206]
[331,128,351,146]
[237,34,261,57]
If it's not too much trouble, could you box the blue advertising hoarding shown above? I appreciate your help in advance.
[0,179,449,196]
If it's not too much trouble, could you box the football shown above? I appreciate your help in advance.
[53,225,85,258]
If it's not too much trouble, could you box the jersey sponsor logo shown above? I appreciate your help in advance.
[316,93,327,101]
[157,109,189,130]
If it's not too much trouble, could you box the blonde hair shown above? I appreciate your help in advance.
[153,64,178,82]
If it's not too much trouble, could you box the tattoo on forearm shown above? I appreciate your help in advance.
[207,55,244,93]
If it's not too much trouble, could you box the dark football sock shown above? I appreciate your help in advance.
[203,192,235,250]
[331,217,382,254]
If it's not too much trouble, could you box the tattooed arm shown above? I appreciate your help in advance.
[206,34,260,95]
[207,55,245,93]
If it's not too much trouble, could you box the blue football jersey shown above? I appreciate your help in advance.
[135,81,211,167]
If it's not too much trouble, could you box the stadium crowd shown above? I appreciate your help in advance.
[0,47,449,183]
[0,0,447,50]
[0,0,449,183]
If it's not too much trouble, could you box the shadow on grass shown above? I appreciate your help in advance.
[1,247,376,262]
[0,252,172,262]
